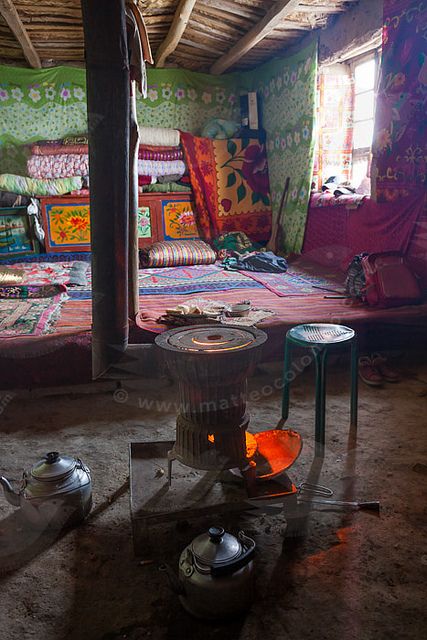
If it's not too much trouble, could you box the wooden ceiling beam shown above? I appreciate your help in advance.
[155,0,197,67]
[210,0,302,75]
[0,0,41,67]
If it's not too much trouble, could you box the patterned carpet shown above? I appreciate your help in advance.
[239,262,345,296]
[0,294,66,337]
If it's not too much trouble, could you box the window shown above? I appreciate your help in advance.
[351,53,379,190]
[314,48,380,194]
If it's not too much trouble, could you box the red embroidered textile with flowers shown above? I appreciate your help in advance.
[180,132,272,242]
[372,0,427,202]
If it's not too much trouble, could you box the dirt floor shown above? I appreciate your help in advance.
[0,351,426,640]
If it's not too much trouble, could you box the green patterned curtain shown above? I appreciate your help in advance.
[138,68,250,132]
[0,66,87,174]
[252,41,318,254]
[0,64,250,174]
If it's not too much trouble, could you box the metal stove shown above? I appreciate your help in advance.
[155,325,267,487]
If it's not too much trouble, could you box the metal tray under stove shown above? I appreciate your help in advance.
[129,440,297,555]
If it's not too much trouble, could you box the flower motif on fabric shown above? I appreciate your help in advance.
[73,87,85,101]
[60,88,71,101]
[216,90,225,104]
[175,88,185,101]
[29,88,41,102]
[241,144,270,196]
[0,89,8,102]
[45,86,56,100]
[161,84,172,99]
[375,128,393,153]
[147,88,158,102]
[202,91,212,104]
[11,88,23,101]
[187,88,197,101]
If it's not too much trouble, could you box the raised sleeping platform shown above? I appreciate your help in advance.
[1,255,426,390]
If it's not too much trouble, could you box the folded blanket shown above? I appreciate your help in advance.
[68,261,89,286]
[139,126,180,147]
[70,188,90,196]
[0,174,83,197]
[33,139,63,146]
[139,182,191,193]
[0,190,32,207]
[63,135,89,145]
[31,144,89,156]
[0,267,24,284]
[137,159,186,177]
[27,154,89,179]
[138,146,183,161]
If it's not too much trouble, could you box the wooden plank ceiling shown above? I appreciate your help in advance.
[0,0,359,71]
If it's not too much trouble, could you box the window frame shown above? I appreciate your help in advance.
[348,49,381,179]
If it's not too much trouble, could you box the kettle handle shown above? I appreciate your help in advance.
[211,530,255,577]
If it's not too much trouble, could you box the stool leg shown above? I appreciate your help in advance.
[281,338,292,422]
[314,348,327,455]
[350,339,358,428]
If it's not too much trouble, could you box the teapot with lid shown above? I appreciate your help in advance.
[0,451,92,529]
[160,526,256,619]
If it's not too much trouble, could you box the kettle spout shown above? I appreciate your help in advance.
[0,476,21,507]
[158,563,184,595]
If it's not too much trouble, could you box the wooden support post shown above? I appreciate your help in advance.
[128,82,140,320]
[81,0,130,379]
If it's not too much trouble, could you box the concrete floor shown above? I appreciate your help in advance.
[0,354,426,640]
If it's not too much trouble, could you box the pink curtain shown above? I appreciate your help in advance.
[372,0,427,202]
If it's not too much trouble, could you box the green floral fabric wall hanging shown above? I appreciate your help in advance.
[0,65,250,175]
[252,41,318,254]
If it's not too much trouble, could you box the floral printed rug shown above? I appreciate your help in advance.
[138,264,263,295]
[0,294,66,337]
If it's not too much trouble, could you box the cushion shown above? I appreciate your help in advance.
[140,240,216,268]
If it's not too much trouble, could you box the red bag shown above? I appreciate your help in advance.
[361,252,422,308]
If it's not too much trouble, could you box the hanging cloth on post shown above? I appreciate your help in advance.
[125,1,153,97]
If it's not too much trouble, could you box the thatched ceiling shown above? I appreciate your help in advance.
[0,0,360,72]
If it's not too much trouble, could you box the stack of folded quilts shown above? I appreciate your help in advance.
[138,126,190,193]
[27,134,90,184]
[0,134,88,199]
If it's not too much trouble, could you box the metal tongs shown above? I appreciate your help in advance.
[297,482,380,512]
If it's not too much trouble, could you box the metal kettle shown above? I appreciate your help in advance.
[0,451,92,529]
[160,526,256,619]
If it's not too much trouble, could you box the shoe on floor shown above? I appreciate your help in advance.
[371,353,401,382]
[358,356,383,386]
